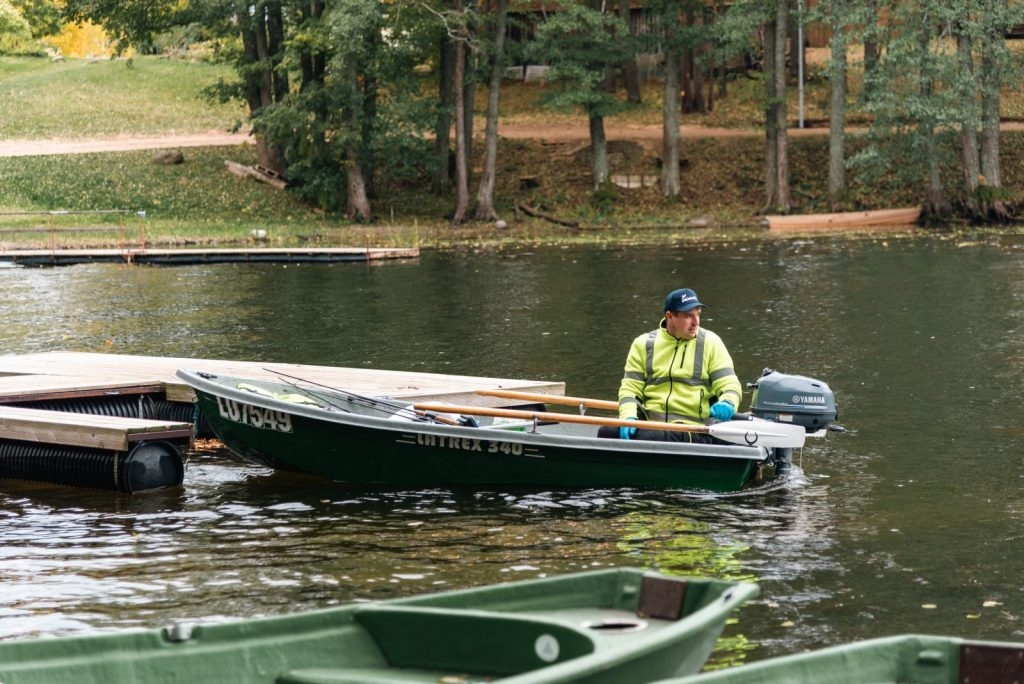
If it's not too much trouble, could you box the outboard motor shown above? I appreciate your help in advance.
[748,368,838,433]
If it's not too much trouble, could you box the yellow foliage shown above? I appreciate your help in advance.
[43,21,132,59]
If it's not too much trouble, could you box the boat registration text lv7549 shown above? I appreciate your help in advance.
[217,397,294,433]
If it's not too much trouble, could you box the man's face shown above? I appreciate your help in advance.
[666,308,701,340]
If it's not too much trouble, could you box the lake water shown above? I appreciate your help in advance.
[2,234,1023,668]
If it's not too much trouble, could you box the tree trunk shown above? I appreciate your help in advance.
[345,151,373,222]
[461,53,475,185]
[298,0,326,91]
[681,7,699,113]
[433,37,455,195]
[980,23,1007,220]
[235,3,286,173]
[862,0,879,103]
[345,63,372,222]
[918,29,950,220]
[827,0,847,210]
[763,18,778,211]
[762,1,790,214]
[619,0,641,104]
[589,114,609,187]
[474,0,508,221]
[957,31,980,217]
[923,129,950,219]
[772,0,790,213]
[265,1,288,104]
[662,30,681,197]
[451,11,470,225]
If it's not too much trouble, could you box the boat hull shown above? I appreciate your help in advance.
[765,206,921,232]
[0,568,759,684]
[179,370,773,492]
[656,633,1024,683]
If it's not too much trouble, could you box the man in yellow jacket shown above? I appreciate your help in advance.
[610,288,743,443]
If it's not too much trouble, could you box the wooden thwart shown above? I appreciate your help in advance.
[0,406,191,451]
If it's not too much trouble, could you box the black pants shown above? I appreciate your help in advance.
[597,425,717,444]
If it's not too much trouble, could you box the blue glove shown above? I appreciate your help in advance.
[709,400,735,421]
[619,417,637,440]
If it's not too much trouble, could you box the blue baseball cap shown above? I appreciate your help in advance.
[663,288,705,313]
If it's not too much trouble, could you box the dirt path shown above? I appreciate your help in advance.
[0,132,252,158]
[4,121,1022,157]
[0,124,793,158]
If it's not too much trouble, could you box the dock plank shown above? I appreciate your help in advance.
[0,374,162,403]
[0,406,191,451]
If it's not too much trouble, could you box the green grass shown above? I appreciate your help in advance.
[0,145,375,247]
[0,56,246,138]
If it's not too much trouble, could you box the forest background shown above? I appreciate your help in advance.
[4,0,1024,249]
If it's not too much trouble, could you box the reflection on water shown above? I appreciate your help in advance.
[0,446,826,649]
[2,237,1024,667]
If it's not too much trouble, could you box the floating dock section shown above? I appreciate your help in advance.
[0,352,565,494]
[0,246,420,267]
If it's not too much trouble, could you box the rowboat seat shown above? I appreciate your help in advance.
[237,382,323,407]
[276,668,439,684]
[276,605,596,684]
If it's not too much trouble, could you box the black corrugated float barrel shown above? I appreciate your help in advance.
[15,395,211,438]
[0,439,184,493]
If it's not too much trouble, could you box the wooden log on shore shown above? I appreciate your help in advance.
[514,201,579,228]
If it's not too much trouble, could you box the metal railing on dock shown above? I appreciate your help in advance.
[0,208,148,257]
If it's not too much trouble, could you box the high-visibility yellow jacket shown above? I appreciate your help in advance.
[617,321,742,425]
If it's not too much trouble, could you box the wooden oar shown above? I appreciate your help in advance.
[477,388,618,411]
[412,402,806,449]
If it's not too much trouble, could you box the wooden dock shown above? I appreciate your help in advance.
[0,246,420,267]
[0,406,191,451]
[0,352,567,492]
[0,352,565,405]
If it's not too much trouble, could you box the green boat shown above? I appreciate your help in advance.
[0,568,758,684]
[655,633,1024,683]
[177,369,823,492]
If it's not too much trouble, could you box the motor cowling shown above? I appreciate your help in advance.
[748,368,838,432]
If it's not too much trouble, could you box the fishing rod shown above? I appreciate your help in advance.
[265,369,476,427]
[270,374,354,415]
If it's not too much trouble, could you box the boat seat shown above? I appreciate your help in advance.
[276,605,596,684]
[277,668,439,684]
[237,382,322,407]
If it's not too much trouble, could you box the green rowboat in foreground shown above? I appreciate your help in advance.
[656,633,1024,684]
[0,568,758,684]
[178,369,822,492]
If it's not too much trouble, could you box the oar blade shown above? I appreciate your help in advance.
[709,419,806,448]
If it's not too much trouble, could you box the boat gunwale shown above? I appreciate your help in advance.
[178,369,770,464]
[649,633,1021,684]
[0,568,760,684]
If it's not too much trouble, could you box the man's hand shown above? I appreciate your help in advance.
[709,400,735,421]
[619,417,637,439]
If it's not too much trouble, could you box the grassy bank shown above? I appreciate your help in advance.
[2,55,1022,250]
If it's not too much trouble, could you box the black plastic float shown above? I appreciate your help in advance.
[0,438,184,493]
